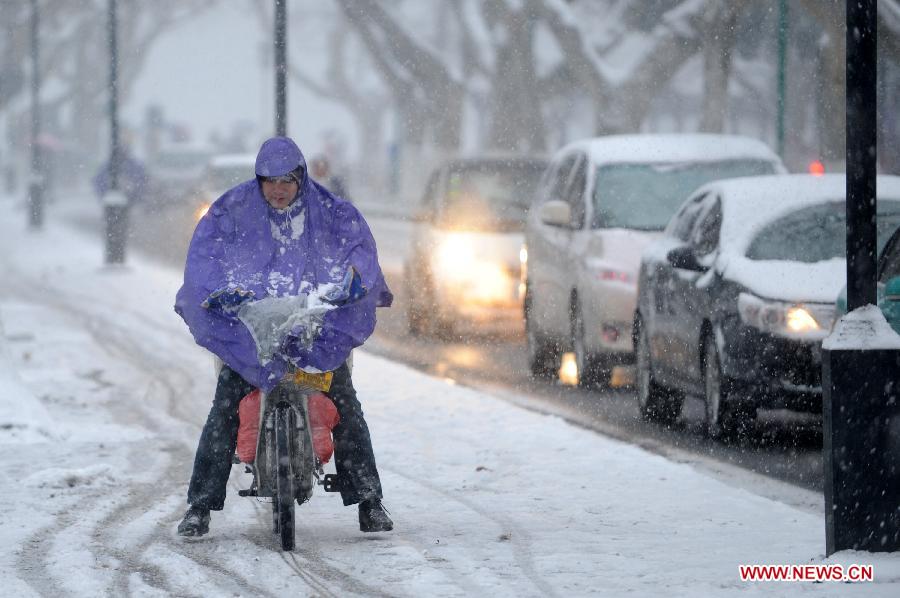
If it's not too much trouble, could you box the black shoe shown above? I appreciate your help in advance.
[177,506,210,537]
[359,499,393,532]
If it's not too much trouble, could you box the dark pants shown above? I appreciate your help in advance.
[187,361,383,510]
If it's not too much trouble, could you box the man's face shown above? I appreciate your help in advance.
[261,175,299,209]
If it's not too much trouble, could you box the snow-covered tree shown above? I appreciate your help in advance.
[1,0,221,169]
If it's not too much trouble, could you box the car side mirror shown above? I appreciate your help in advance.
[885,276,900,301]
[666,246,706,272]
[539,200,571,227]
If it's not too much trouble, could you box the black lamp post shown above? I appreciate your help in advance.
[28,0,43,230]
[775,0,788,159]
[103,0,128,264]
[274,0,287,136]
[822,0,900,555]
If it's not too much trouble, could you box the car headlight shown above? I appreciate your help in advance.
[431,235,518,304]
[433,235,477,280]
[737,292,833,340]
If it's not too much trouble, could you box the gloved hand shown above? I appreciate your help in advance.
[202,286,256,313]
[321,267,367,306]
[280,320,320,368]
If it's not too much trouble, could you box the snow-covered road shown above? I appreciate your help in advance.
[1,199,898,597]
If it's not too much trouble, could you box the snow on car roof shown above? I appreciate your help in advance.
[208,153,257,168]
[560,134,782,166]
[699,174,900,303]
[443,153,549,169]
[707,173,900,256]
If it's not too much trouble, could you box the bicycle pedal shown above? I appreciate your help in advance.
[322,474,343,493]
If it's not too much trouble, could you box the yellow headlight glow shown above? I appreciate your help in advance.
[559,352,579,386]
[432,235,517,305]
[434,236,477,280]
[785,306,820,333]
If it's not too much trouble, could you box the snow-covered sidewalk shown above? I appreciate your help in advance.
[0,199,898,597]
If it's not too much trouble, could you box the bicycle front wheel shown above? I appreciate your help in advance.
[274,404,295,551]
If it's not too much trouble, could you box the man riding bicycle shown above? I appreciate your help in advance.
[174,136,393,537]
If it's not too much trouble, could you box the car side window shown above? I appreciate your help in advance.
[666,193,707,242]
[690,196,722,257]
[879,231,900,281]
[564,155,587,229]
[550,155,577,201]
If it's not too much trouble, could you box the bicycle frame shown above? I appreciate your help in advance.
[254,382,318,503]
[240,369,335,551]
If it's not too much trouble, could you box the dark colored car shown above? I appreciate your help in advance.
[836,223,900,334]
[633,174,900,437]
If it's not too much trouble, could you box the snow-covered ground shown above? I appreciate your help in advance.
[1,195,898,597]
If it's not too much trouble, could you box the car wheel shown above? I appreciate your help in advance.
[525,292,559,379]
[636,319,681,424]
[572,302,610,388]
[703,333,754,440]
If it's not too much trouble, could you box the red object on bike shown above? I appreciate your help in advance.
[309,392,340,463]
[235,389,339,464]
[236,389,261,463]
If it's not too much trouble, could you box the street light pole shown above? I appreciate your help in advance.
[821,0,899,557]
[775,0,788,159]
[103,0,128,264]
[28,0,43,229]
[846,0,878,310]
[274,0,287,137]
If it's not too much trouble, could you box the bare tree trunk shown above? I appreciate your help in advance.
[483,0,546,152]
[538,2,609,132]
[541,0,710,135]
[798,0,845,166]
[604,3,709,133]
[699,1,744,132]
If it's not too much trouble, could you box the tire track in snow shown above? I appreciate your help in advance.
[239,485,396,598]
[384,466,558,598]
[65,307,271,597]
[3,273,163,596]
[8,262,378,597]
[5,267,265,596]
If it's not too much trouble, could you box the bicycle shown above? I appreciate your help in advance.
[237,368,343,551]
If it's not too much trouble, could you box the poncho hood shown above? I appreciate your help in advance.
[175,148,391,391]
[255,136,306,178]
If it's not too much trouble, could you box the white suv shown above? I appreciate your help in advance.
[523,134,784,385]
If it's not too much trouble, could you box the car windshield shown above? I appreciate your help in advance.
[436,161,546,232]
[882,230,900,281]
[209,164,254,189]
[746,200,900,262]
[591,159,777,230]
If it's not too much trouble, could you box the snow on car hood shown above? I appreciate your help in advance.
[720,255,845,304]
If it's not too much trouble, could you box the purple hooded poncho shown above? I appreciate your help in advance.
[174,139,392,391]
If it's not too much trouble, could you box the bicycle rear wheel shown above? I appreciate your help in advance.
[274,404,295,551]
